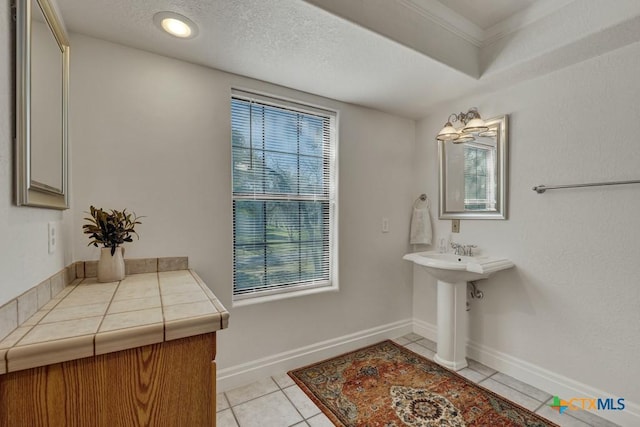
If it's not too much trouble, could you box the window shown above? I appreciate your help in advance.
[231,90,338,303]
[464,143,496,211]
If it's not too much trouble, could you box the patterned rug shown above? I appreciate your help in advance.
[288,340,558,427]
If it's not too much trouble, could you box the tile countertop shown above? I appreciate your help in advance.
[0,270,229,375]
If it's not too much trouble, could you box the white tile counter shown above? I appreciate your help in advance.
[0,270,229,374]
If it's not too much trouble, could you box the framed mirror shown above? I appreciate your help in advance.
[438,115,508,219]
[16,0,69,209]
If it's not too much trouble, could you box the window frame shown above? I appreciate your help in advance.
[230,89,339,306]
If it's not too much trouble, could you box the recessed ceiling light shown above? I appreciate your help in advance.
[153,12,198,39]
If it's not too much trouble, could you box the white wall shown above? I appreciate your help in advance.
[414,40,640,407]
[69,34,415,375]
[0,0,72,307]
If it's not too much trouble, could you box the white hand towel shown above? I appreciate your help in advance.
[410,197,433,245]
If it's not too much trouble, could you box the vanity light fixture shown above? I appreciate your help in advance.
[436,108,489,143]
[153,11,198,39]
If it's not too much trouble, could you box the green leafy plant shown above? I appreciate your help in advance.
[83,206,143,255]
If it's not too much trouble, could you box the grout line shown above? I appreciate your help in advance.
[222,391,243,427]
[280,383,309,423]
[226,382,282,408]
[485,371,551,404]
[228,405,242,427]
[533,400,548,412]
[276,376,324,423]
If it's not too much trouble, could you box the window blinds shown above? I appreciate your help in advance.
[231,92,336,299]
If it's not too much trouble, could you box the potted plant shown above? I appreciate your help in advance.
[83,206,143,282]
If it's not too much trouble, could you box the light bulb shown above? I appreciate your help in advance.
[161,18,192,37]
[153,12,198,39]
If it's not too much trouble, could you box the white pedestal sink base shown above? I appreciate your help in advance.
[403,251,514,372]
[434,280,468,371]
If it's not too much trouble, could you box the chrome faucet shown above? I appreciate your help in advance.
[463,245,477,256]
[451,242,477,256]
[451,242,464,255]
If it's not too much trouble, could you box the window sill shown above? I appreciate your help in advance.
[232,282,339,307]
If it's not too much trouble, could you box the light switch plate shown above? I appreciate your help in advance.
[48,222,57,254]
[452,219,460,233]
[382,218,390,233]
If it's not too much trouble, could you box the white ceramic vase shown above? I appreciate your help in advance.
[97,247,125,283]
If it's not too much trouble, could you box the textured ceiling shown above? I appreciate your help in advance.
[54,0,640,119]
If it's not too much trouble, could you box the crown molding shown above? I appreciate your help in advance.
[398,0,484,47]
[398,0,578,48]
[484,0,577,46]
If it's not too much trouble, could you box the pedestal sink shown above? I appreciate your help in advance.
[403,251,514,371]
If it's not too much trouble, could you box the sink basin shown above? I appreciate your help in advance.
[404,250,514,371]
[402,251,513,283]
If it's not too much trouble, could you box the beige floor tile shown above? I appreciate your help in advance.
[217,392,230,412]
[217,409,239,427]
[402,333,423,342]
[478,378,543,411]
[568,408,621,427]
[391,336,411,346]
[233,391,303,427]
[466,358,497,376]
[405,342,436,360]
[540,398,620,427]
[272,372,296,388]
[416,338,437,352]
[491,372,552,402]
[535,403,592,427]
[283,385,321,418]
[225,377,280,407]
[306,413,334,427]
[456,367,488,383]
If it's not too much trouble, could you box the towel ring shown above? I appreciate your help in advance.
[414,194,429,208]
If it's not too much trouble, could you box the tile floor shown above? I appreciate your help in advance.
[217,333,620,427]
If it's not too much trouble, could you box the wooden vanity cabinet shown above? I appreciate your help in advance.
[0,332,217,427]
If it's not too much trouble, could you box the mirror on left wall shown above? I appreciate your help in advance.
[15,0,69,209]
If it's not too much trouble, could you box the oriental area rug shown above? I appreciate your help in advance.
[288,340,558,427]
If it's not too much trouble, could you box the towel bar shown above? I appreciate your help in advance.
[533,179,640,194]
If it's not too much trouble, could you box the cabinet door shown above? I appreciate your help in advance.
[0,333,216,427]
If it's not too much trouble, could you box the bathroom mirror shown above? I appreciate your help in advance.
[439,115,508,219]
[15,0,69,209]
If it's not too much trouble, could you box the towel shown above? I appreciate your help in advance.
[410,196,433,245]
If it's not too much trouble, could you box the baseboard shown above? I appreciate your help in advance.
[467,339,640,426]
[412,318,437,342]
[414,318,639,426]
[216,318,413,392]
